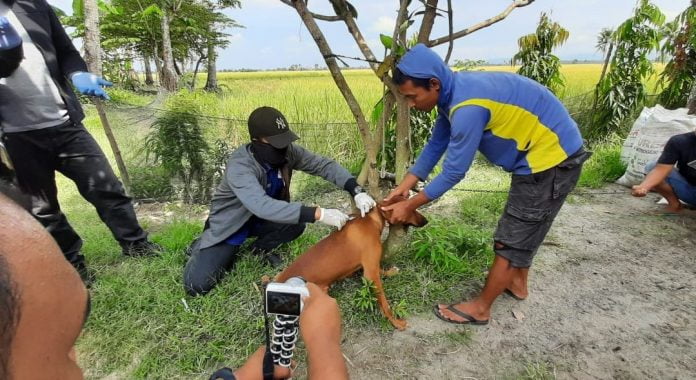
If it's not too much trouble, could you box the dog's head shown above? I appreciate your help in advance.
[377,195,428,227]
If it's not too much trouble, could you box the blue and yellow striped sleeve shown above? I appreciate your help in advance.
[422,106,490,200]
[409,113,450,181]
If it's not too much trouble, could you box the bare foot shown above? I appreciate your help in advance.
[665,202,683,213]
[436,300,489,323]
[507,279,528,300]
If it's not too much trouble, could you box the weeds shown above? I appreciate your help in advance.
[352,278,378,313]
[578,136,627,188]
[517,361,557,380]
[431,329,474,346]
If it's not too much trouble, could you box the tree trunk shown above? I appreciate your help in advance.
[688,81,696,115]
[290,0,379,194]
[173,59,182,76]
[357,92,395,187]
[592,42,613,114]
[83,0,101,75]
[143,53,154,85]
[204,37,219,91]
[191,55,205,90]
[160,8,178,92]
[598,43,613,87]
[82,0,131,194]
[417,0,439,43]
[384,96,410,259]
[153,42,163,86]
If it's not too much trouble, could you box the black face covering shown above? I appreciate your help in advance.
[0,43,23,78]
[251,141,287,168]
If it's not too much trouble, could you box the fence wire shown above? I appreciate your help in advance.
[108,100,634,204]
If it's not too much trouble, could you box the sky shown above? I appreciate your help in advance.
[49,0,691,70]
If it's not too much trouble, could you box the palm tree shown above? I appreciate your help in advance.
[512,12,569,93]
[596,28,615,87]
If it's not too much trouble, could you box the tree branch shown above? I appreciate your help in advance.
[287,0,380,192]
[428,0,535,47]
[444,0,454,63]
[279,0,341,21]
[417,0,439,43]
[336,0,399,92]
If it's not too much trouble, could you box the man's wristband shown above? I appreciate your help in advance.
[343,177,364,196]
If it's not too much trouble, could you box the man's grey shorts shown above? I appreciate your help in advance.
[494,149,591,268]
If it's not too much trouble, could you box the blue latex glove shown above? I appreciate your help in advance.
[0,16,22,50]
[70,72,112,100]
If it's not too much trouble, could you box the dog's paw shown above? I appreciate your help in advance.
[381,266,400,277]
[391,318,408,331]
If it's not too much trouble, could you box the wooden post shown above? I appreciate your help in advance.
[83,0,132,194]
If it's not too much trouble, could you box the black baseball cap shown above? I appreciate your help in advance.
[248,106,299,148]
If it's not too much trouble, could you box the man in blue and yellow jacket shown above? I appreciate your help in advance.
[383,44,590,325]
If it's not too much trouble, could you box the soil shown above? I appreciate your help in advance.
[341,184,696,379]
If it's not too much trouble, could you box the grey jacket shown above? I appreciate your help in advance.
[200,143,354,249]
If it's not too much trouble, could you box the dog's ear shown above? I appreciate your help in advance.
[405,210,428,227]
[379,196,428,228]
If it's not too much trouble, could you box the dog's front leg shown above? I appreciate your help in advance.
[361,244,407,330]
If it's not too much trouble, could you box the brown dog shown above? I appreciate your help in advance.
[274,196,427,330]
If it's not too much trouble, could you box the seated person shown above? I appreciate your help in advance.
[632,131,696,212]
[0,191,348,380]
[183,106,375,296]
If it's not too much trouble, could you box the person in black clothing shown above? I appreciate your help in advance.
[632,131,696,212]
[0,0,159,284]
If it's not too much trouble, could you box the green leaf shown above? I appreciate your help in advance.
[72,0,84,17]
[141,4,163,18]
[380,34,393,49]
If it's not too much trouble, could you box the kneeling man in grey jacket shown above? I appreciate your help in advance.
[183,106,376,296]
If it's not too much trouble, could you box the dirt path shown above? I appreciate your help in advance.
[343,184,696,379]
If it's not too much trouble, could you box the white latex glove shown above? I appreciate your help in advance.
[354,192,376,217]
[318,208,350,230]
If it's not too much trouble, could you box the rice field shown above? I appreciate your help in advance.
[198,63,664,123]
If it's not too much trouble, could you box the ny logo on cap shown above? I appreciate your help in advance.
[276,117,287,130]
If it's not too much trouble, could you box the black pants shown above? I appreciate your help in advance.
[3,121,147,267]
[183,220,305,296]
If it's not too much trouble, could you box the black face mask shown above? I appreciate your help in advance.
[0,44,23,78]
[251,141,287,168]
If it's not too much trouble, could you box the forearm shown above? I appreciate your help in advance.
[407,191,430,209]
[640,164,673,189]
[233,347,265,380]
[307,341,348,380]
[399,173,420,191]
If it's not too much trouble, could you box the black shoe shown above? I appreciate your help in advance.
[122,240,163,257]
[263,252,283,268]
[252,247,283,268]
[185,237,202,257]
[74,262,95,288]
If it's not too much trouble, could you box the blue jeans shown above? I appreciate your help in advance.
[645,161,696,205]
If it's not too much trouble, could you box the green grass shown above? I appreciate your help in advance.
[515,361,557,380]
[578,137,627,188]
